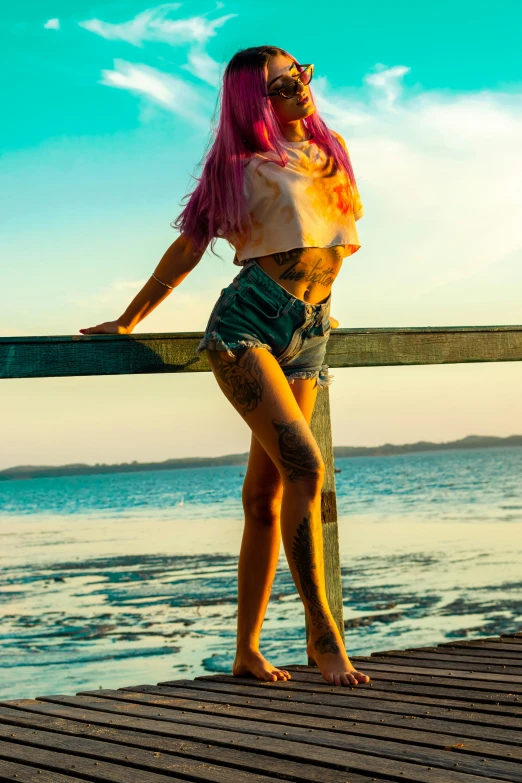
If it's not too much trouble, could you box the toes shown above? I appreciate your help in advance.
[340,674,350,686]
[264,671,278,682]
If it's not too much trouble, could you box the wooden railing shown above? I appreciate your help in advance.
[2,325,521,660]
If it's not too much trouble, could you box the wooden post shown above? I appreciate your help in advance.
[308,385,345,664]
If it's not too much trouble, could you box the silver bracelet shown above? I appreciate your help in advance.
[152,273,174,290]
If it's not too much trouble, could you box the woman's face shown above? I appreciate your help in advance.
[266,53,315,126]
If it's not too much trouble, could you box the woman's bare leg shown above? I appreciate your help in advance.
[233,431,286,681]
[233,377,318,681]
[207,346,370,687]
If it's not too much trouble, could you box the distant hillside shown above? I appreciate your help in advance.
[1,435,521,481]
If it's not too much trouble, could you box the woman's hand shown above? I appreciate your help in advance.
[329,316,340,329]
[79,320,131,335]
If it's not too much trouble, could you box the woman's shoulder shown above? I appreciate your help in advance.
[330,129,348,151]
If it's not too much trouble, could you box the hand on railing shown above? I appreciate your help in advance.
[79,320,132,335]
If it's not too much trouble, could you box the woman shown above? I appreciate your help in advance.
[80,45,370,688]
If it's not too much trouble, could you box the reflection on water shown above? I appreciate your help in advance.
[0,447,521,700]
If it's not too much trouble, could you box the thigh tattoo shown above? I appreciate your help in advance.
[272,419,322,482]
[208,347,264,416]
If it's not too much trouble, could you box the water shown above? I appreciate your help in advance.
[1,446,521,700]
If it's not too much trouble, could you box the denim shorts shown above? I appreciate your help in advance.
[195,259,334,387]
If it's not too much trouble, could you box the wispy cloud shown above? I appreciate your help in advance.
[79,3,234,97]
[312,65,522,302]
[181,46,222,87]
[78,3,236,48]
[364,64,411,112]
[99,59,211,126]
[44,18,60,30]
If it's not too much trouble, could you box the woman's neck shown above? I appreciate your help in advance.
[281,121,311,143]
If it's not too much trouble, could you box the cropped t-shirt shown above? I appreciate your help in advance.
[223,132,364,266]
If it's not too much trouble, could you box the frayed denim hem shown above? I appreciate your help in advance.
[286,364,334,388]
[196,330,272,358]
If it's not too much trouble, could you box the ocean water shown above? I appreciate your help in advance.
[1,446,521,701]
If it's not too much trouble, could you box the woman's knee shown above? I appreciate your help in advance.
[242,483,283,526]
[271,418,325,489]
[280,462,325,497]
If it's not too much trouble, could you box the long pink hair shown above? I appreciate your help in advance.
[172,45,357,254]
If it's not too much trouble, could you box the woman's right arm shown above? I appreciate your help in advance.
[79,234,206,334]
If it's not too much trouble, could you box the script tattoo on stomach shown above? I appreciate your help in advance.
[259,248,338,289]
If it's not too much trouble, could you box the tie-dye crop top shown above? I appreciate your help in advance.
[225,131,364,266]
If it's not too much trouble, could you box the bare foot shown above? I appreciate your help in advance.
[233,649,291,682]
[306,629,371,687]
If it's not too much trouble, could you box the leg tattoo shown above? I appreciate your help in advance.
[209,347,264,416]
[272,419,321,482]
[292,514,338,653]
[313,630,340,654]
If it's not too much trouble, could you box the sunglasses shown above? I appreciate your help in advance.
[267,63,314,99]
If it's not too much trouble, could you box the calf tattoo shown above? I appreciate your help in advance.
[272,419,322,482]
[292,513,339,653]
[208,347,263,416]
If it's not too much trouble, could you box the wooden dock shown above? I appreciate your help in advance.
[0,633,521,782]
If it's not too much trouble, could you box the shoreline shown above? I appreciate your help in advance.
[1,436,521,481]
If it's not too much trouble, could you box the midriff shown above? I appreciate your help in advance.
[248,245,345,305]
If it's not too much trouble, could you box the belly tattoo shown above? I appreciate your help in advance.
[279,259,335,288]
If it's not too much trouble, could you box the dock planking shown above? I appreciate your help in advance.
[0,633,520,782]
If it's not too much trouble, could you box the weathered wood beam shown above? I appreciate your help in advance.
[1,325,521,379]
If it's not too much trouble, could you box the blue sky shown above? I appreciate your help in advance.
[1,1,521,468]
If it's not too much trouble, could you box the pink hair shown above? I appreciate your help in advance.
[172,45,358,254]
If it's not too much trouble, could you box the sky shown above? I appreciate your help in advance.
[1,0,521,469]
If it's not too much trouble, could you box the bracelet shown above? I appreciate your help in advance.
[152,273,174,289]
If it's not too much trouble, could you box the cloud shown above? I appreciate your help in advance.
[99,59,211,126]
[44,18,60,30]
[78,3,236,48]
[364,64,411,112]
[79,4,234,93]
[312,65,522,302]
[181,46,222,87]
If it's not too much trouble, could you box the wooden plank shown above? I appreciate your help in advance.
[438,639,522,647]
[309,385,344,657]
[436,642,522,653]
[0,730,298,783]
[157,678,522,721]
[1,699,493,783]
[0,738,192,782]
[0,709,381,783]
[352,654,522,676]
[0,757,88,782]
[0,697,508,783]
[377,648,522,666]
[2,325,522,379]
[109,684,522,750]
[197,672,522,707]
[406,646,522,663]
[277,664,522,692]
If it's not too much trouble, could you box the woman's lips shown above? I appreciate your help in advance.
[296,94,309,105]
